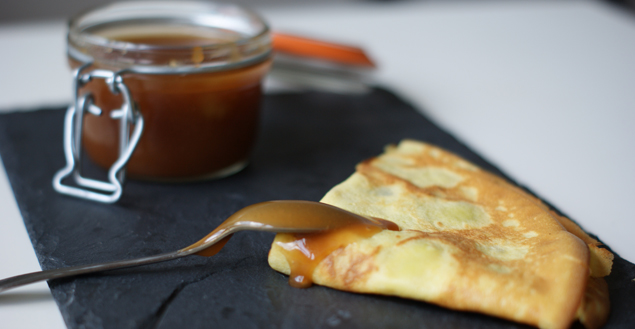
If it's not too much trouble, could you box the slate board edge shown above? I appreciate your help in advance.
[0,87,631,329]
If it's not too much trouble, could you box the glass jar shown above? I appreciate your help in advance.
[66,1,272,181]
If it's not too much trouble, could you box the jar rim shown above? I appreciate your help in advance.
[67,1,272,74]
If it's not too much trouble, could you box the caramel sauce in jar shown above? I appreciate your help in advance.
[67,2,272,180]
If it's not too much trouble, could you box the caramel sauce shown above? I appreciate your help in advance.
[73,32,271,180]
[114,33,231,47]
[276,218,398,288]
[194,235,233,257]
[178,200,398,288]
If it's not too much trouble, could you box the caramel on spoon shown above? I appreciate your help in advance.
[0,200,392,293]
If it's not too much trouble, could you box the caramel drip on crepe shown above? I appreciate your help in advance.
[268,140,613,329]
[276,219,398,288]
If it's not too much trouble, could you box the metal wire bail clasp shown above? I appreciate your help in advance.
[53,63,144,203]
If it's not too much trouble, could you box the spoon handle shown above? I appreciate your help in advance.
[0,250,185,294]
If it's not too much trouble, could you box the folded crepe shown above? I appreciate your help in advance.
[268,140,613,329]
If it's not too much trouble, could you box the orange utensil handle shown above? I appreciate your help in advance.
[272,32,376,68]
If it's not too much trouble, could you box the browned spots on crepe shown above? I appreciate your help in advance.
[268,140,612,329]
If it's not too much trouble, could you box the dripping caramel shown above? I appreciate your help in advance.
[177,200,399,289]
[276,218,399,288]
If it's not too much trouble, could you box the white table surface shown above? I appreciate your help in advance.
[1,1,633,328]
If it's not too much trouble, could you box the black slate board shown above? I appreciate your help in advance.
[0,88,633,329]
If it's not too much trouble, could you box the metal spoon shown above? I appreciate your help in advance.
[0,200,379,294]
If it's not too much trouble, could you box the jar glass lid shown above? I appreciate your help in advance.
[68,1,272,74]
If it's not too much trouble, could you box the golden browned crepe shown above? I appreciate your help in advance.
[268,140,612,329]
